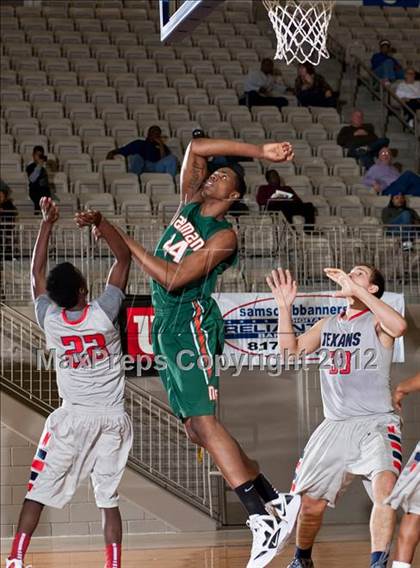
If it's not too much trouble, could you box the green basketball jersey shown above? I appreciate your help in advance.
[151,202,237,311]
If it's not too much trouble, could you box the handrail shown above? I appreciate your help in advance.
[2,221,419,301]
[328,35,419,170]
[0,303,221,520]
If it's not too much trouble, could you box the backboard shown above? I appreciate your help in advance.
[159,0,225,42]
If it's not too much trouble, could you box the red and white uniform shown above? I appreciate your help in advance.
[292,309,402,507]
[26,286,132,508]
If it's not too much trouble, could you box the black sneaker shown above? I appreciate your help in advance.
[286,558,315,568]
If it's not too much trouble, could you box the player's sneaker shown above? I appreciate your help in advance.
[370,553,390,568]
[286,558,315,568]
[5,560,32,568]
[246,513,285,568]
[266,493,301,555]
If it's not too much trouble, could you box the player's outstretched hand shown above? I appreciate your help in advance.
[74,209,102,228]
[266,268,297,308]
[261,142,294,163]
[40,197,59,225]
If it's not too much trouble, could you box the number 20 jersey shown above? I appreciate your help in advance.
[319,309,393,420]
[43,301,125,410]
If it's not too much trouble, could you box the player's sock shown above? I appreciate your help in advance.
[253,472,279,503]
[234,480,267,516]
[371,550,390,566]
[295,546,313,560]
[105,543,121,568]
[391,562,411,568]
[8,531,31,561]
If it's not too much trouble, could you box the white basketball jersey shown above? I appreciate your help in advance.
[43,301,125,410]
[319,309,393,420]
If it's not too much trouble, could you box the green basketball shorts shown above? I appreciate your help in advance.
[152,298,225,419]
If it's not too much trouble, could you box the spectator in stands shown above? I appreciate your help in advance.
[337,110,389,169]
[256,170,315,231]
[295,63,337,108]
[0,185,17,223]
[363,147,420,197]
[395,67,420,127]
[382,194,420,227]
[26,146,51,213]
[371,39,404,83]
[243,58,288,110]
[0,186,17,260]
[382,194,420,247]
[374,170,420,198]
[362,147,400,194]
[106,126,178,179]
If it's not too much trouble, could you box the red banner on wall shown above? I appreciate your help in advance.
[125,306,155,360]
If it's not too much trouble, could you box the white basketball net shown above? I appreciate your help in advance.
[263,0,335,66]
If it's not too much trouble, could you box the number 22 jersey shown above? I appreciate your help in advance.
[35,286,125,411]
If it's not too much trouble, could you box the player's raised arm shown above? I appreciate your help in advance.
[181,138,294,203]
[114,226,237,292]
[324,267,407,342]
[75,210,131,291]
[31,197,59,300]
[267,268,324,360]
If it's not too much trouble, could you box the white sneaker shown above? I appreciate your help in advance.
[246,513,284,568]
[5,560,32,568]
[266,493,302,555]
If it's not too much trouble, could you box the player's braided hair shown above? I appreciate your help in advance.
[46,262,87,308]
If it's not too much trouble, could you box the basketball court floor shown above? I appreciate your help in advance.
[4,529,420,567]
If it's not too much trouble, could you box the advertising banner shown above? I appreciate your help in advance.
[214,292,405,365]
[121,293,405,372]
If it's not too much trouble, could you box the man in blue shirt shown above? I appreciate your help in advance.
[371,40,404,83]
[107,125,177,178]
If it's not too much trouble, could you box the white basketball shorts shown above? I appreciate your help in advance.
[25,403,133,508]
[291,413,402,507]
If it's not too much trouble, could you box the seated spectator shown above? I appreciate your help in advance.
[295,63,337,108]
[375,170,420,197]
[26,146,51,213]
[243,58,288,110]
[382,194,420,247]
[256,170,315,231]
[337,110,389,169]
[395,67,420,127]
[0,185,18,260]
[362,147,400,193]
[0,185,17,223]
[371,39,404,83]
[107,126,177,178]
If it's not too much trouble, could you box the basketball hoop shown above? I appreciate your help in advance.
[262,0,335,66]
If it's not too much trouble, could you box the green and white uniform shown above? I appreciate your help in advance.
[151,202,236,419]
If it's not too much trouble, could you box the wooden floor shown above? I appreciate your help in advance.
[11,542,420,568]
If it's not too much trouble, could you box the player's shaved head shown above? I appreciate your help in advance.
[46,262,87,308]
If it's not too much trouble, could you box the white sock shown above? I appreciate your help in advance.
[392,562,411,568]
